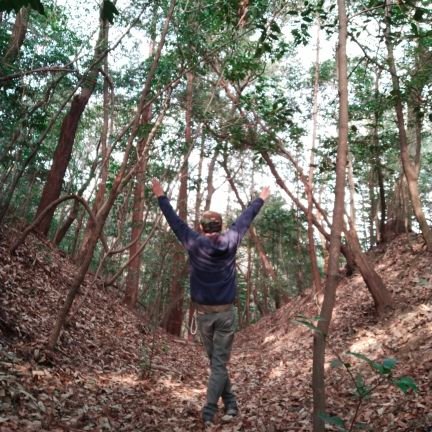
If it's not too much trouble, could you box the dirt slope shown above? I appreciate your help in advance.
[1,227,431,431]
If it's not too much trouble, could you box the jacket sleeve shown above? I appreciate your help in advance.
[230,197,264,243]
[157,196,197,247]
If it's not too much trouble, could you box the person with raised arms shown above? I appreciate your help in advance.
[152,178,270,426]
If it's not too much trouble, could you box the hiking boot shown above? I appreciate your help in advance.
[202,403,217,426]
[222,402,238,421]
[224,401,238,416]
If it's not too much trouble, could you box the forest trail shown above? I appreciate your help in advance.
[1,226,432,432]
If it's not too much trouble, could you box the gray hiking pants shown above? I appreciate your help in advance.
[197,307,237,408]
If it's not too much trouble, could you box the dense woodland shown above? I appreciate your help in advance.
[1,0,432,431]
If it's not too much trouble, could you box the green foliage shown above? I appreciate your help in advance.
[241,76,298,134]
[393,376,417,394]
[255,196,313,298]
[323,351,418,431]
[347,351,396,375]
[319,412,346,430]
[0,0,44,14]
[254,18,288,62]
[298,316,418,431]
[294,314,323,333]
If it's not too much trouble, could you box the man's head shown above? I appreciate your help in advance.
[200,211,222,234]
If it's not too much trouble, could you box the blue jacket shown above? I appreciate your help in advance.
[157,196,264,305]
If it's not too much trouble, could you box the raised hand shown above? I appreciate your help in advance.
[259,186,271,201]
[152,178,165,197]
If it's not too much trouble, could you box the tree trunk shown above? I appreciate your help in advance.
[194,130,205,230]
[54,194,83,246]
[188,129,206,338]
[48,214,105,349]
[35,11,109,235]
[312,2,349,428]
[245,235,253,325]
[54,153,99,245]
[384,175,411,241]
[372,69,387,245]
[1,7,29,68]
[222,159,274,313]
[123,3,160,308]
[75,56,113,260]
[384,0,432,251]
[307,21,322,298]
[346,225,393,315]
[262,151,355,272]
[204,151,218,211]
[164,71,193,336]
[124,106,152,308]
[46,0,178,349]
[22,170,37,219]
[70,207,84,257]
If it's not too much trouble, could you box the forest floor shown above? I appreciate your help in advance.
[1,225,432,432]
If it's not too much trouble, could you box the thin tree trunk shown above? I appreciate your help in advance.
[76,53,114,261]
[70,208,84,257]
[312,2,349,428]
[47,0,178,349]
[124,4,159,308]
[372,69,386,244]
[123,106,152,308]
[369,175,377,246]
[22,170,37,219]
[262,151,354,271]
[1,7,29,68]
[384,0,432,251]
[204,151,218,211]
[307,20,322,298]
[187,128,206,339]
[194,129,205,230]
[48,214,105,349]
[164,71,193,336]
[346,224,392,314]
[54,195,83,246]
[54,150,99,245]
[245,235,253,325]
[222,158,274,313]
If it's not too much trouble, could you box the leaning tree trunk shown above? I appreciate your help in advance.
[312,2,349,429]
[47,213,105,349]
[164,71,193,336]
[54,151,99,245]
[384,0,432,251]
[46,0,178,349]
[1,7,29,70]
[35,10,109,235]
